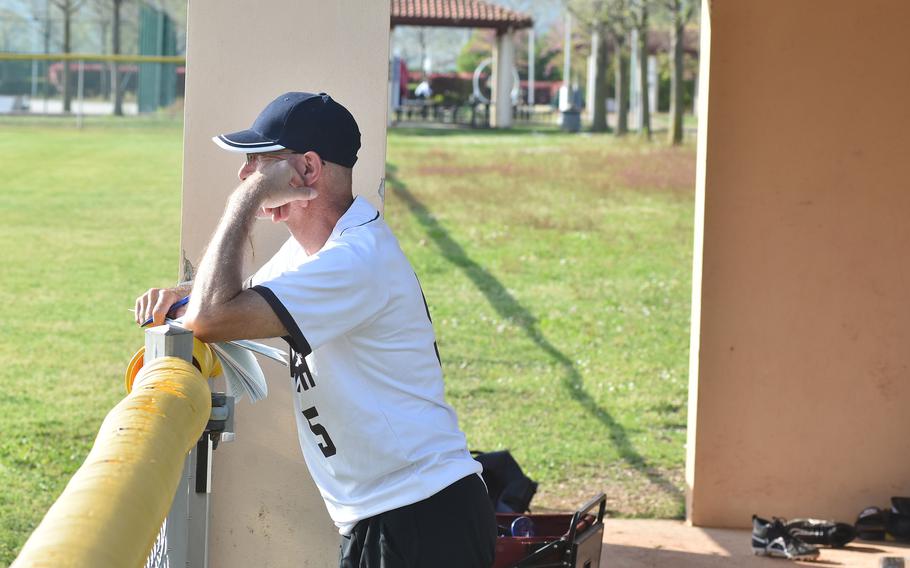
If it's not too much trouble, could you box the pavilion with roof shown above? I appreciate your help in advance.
[389,0,534,128]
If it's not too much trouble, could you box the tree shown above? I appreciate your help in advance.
[588,20,609,131]
[660,0,696,145]
[613,25,630,136]
[111,0,125,115]
[455,29,494,75]
[601,0,632,135]
[566,0,635,134]
[51,0,86,112]
[565,0,611,133]
[629,0,653,139]
[87,0,111,97]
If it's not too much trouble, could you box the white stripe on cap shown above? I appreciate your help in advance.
[212,135,286,153]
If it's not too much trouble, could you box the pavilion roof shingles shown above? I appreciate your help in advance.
[391,0,533,30]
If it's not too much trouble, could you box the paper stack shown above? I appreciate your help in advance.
[210,339,288,403]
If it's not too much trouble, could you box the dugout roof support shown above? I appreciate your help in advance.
[687,0,910,527]
[390,0,534,128]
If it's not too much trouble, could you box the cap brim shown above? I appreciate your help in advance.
[212,129,285,153]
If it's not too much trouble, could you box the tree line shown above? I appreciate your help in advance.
[568,0,698,144]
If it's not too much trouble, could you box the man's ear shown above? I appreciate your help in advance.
[298,151,323,186]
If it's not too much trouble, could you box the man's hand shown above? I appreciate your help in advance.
[242,160,318,223]
[134,283,191,326]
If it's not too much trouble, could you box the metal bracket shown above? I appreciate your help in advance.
[194,393,234,494]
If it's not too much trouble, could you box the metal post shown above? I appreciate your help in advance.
[144,324,193,362]
[76,59,84,128]
[143,324,211,568]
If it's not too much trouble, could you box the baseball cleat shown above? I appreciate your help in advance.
[752,515,820,560]
[786,518,856,548]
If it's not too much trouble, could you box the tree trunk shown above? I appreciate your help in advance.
[591,22,610,132]
[637,6,651,140]
[113,0,123,116]
[100,21,109,99]
[614,33,629,136]
[62,2,72,112]
[668,1,685,145]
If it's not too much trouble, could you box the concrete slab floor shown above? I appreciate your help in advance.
[601,520,910,567]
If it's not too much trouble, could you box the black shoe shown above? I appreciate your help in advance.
[856,506,887,540]
[888,497,910,541]
[785,518,856,548]
[752,515,820,560]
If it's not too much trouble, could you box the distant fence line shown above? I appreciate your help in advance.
[0,52,186,120]
[0,52,185,64]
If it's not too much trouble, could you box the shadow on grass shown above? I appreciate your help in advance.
[386,163,684,505]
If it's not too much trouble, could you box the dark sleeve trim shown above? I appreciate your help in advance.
[249,285,312,356]
[340,211,380,235]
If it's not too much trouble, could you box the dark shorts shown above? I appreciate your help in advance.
[339,474,497,568]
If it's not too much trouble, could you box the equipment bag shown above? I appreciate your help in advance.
[472,450,538,513]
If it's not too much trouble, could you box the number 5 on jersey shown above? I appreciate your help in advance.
[303,406,337,458]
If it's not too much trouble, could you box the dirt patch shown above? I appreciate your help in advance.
[616,149,695,192]
[424,148,456,162]
[416,162,546,179]
[568,147,696,194]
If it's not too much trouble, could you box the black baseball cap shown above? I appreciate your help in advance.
[212,92,361,168]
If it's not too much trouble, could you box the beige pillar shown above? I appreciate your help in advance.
[491,28,514,128]
[180,1,390,564]
[688,0,910,527]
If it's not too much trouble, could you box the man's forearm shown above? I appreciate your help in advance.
[187,186,261,317]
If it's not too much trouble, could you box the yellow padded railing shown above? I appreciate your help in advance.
[12,349,215,568]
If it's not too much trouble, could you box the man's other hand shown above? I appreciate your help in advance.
[134,286,190,326]
[247,160,318,222]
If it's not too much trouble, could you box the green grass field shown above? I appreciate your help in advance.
[0,117,695,565]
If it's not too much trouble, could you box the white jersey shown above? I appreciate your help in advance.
[249,196,481,534]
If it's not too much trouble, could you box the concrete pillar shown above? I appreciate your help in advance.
[181,1,390,565]
[491,28,514,128]
[688,0,910,528]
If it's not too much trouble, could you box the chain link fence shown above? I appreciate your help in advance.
[0,53,185,120]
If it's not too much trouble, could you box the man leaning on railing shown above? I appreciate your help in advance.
[134,92,496,568]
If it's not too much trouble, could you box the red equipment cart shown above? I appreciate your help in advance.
[494,493,606,568]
